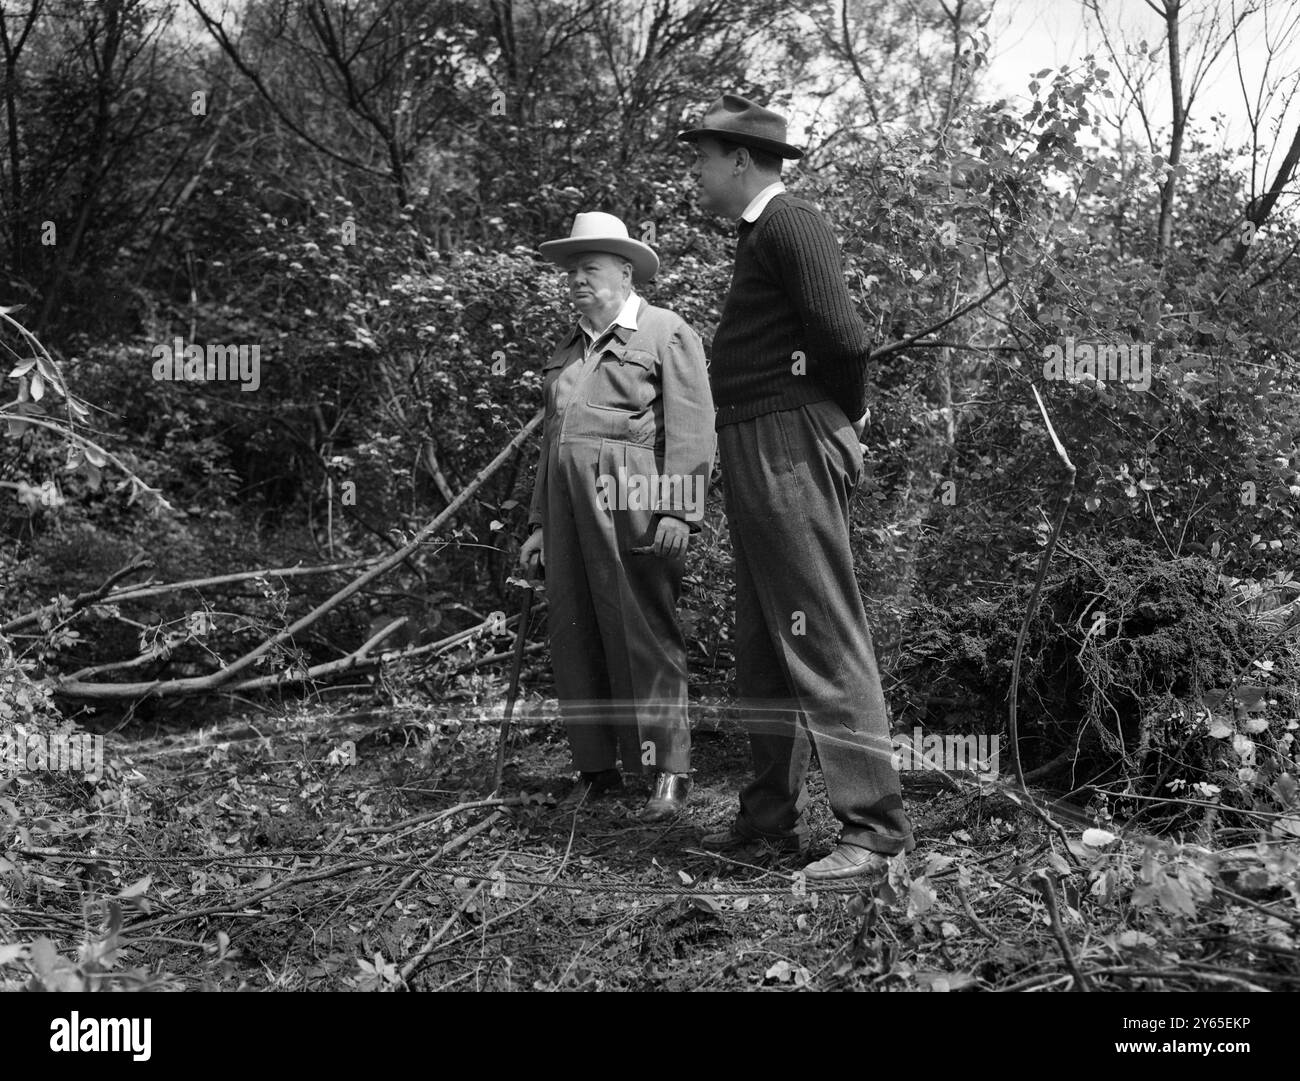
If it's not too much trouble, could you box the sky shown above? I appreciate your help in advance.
[985,0,1300,171]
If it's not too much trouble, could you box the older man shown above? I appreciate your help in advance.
[678,94,916,878]
[519,212,715,821]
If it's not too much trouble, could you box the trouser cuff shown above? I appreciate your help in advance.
[838,830,916,856]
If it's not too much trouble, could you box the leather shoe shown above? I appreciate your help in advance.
[802,843,891,881]
[558,768,623,809]
[700,824,807,857]
[640,772,691,822]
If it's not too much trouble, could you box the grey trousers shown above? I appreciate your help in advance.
[718,400,914,855]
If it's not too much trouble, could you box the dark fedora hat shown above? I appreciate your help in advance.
[677,93,804,160]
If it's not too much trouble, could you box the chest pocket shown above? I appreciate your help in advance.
[586,347,657,413]
[542,351,576,416]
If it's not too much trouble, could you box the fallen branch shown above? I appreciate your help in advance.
[63,602,537,687]
[51,411,543,700]
[204,608,533,693]
[4,558,381,635]
[2,556,155,636]
[121,856,388,936]
[449,640,546,675]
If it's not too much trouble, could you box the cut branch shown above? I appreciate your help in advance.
[51,411,544,700]
[1,556,155,637]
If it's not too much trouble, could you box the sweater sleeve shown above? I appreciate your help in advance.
[762,204,871,421]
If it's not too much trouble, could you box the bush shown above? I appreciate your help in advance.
[892,538,1300,828]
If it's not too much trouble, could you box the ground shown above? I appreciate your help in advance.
[3,664,1299,992]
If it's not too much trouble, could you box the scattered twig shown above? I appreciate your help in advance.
[1089,967,1273,992]
[1030,870,1092,992]
[954,882,999,942]
[1213,884,1300,931]
[400,852,507,986]
[346,799,518,838]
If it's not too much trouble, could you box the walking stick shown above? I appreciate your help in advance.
[492,579,535,794]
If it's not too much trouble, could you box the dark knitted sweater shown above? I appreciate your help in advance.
[710,193,871,429]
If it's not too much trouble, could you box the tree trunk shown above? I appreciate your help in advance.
[1155,0,1185,262]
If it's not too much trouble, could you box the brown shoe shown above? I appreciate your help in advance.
[639,772,691,822]
[802,843,891,881]
[558,768,623,810]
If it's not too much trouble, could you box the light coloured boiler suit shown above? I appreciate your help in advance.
[527,295,715,775]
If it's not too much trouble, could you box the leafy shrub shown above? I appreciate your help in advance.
[893,538,1299,828]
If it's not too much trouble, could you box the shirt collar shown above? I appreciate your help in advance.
[571,290,640,345]
[739,180,786,223]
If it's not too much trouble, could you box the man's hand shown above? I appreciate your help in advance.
[519,528,545,573]
[651,516,690,560]
[851,407,871,442]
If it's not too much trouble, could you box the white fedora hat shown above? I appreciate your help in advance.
[539,212,659,283]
